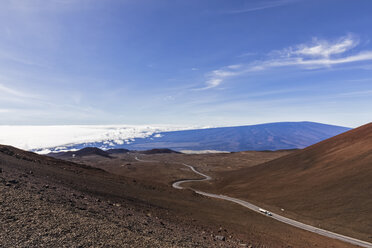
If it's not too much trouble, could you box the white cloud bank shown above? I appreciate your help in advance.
[199,35,372,90]
[0,125,196,153]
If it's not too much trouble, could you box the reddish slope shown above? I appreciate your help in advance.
[1,145,356,247]
[206,123,372,241]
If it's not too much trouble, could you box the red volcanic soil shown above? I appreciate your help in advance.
[0,145,357,247]
[196,123,372,242]
[0,145,239,247]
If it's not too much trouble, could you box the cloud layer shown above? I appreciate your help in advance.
[0,125,196,153]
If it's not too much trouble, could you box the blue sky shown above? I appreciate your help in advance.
[0,0,372,127]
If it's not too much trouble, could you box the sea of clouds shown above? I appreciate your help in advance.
[0,125,197,154]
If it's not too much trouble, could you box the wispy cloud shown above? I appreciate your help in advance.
[252,34,372,70]
[194,68,242,91]
[0,83,34,98]
[338,90,372,97]
[283,35,358,58]
[225,0,298,14]
[197,35,372,90]
[2,0,90,13]
[0,49,46,67]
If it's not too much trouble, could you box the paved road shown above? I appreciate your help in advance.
[172,163,372,248]
[134,156,158,163]
[135,155,372,248]
[172,163,211,189]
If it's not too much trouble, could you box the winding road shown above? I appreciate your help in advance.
[136,155,372,248]
[172,163,211,189]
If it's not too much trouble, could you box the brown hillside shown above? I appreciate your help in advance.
[199,123,372,242]
[0,144,357,247]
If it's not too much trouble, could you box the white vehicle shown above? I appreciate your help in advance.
[259,208,268,214]
[259,208,272,216]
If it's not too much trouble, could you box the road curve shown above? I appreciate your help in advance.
[172,163,211,189]
[172,163,372,248]
[134,156,158,163]
[134,155,372,248]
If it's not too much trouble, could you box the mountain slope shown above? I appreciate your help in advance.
[201,123,372,241]
[120,121,350,151]
[50,147,112,159]
[35,122,350,153]
[139,148,181,154]
[1,145,354,247]
[0,145,243,247]
[106,148,130,154]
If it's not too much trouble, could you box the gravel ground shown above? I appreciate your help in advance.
[0,146,251,248]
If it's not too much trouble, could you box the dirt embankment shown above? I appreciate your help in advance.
[192,123,372,242]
